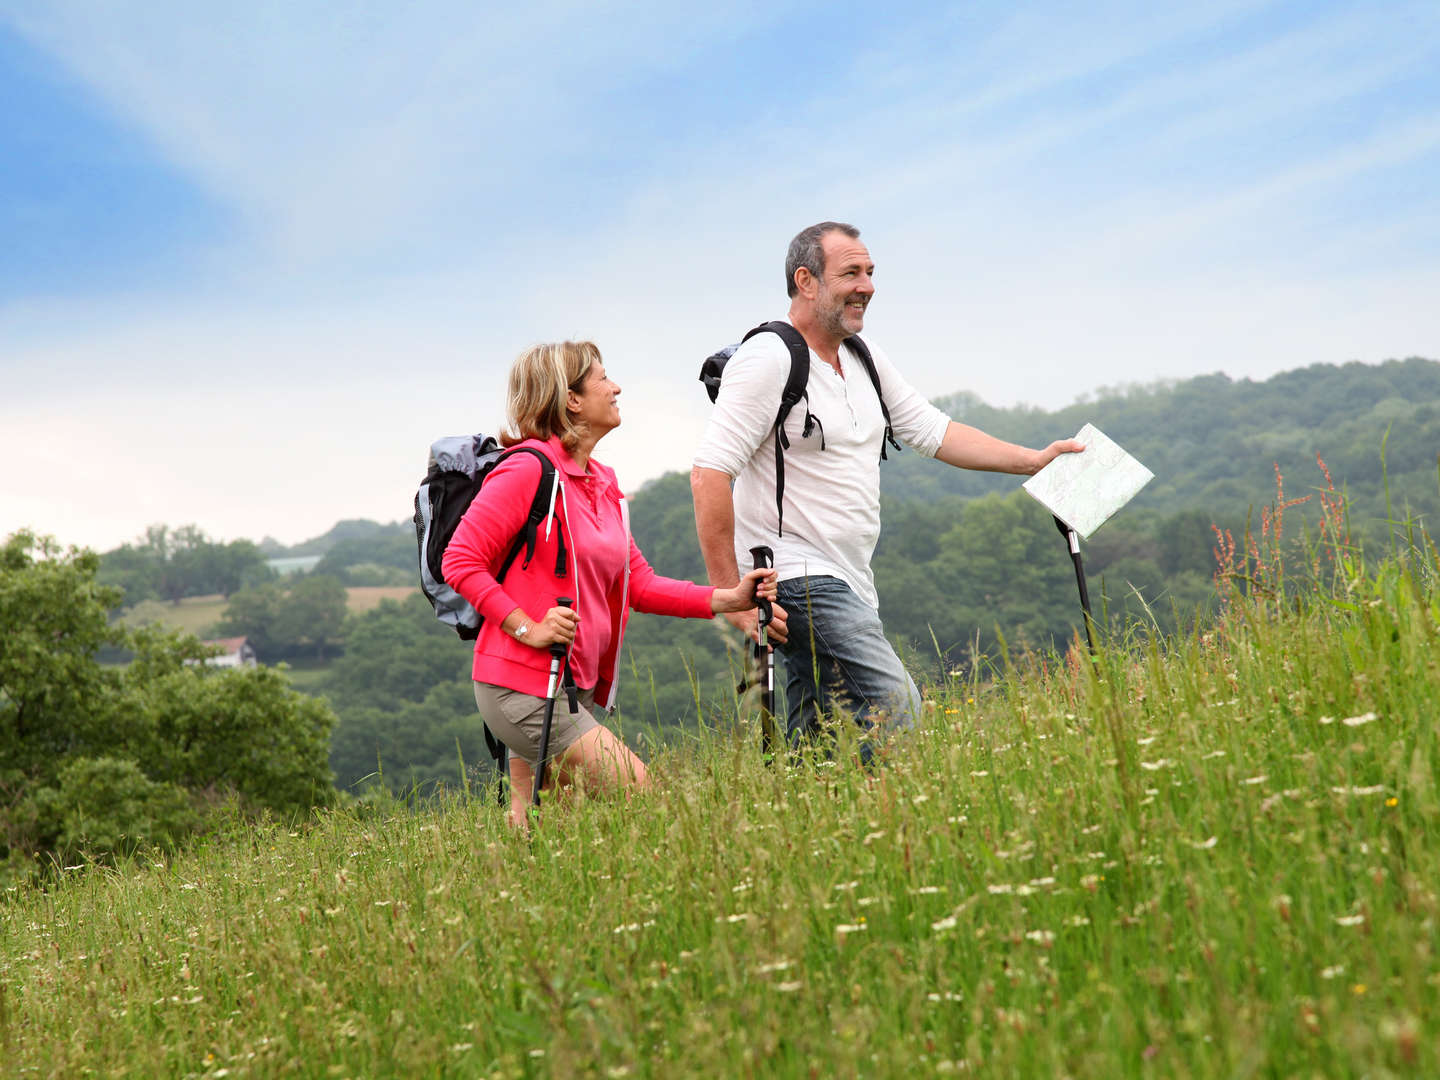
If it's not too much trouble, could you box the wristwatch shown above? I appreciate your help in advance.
[513,622,530,640]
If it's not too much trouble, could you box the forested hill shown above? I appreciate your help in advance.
[880,355,1440,521]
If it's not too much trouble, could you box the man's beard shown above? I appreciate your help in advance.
[818,291,863,337]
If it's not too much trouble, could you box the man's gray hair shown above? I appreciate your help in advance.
[785,221,861,298]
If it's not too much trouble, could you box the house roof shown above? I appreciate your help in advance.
[202,636,251,652]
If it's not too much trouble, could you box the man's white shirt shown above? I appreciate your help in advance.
[692,328,950,610]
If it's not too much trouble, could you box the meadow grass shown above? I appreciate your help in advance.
[6,539,1438,1077]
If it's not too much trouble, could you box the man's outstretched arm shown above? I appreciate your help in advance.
[934,421,1084,475]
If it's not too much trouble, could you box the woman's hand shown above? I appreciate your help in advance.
[711,568,777,615]
[525,605,580,650]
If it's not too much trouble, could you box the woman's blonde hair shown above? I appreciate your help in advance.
[501,341,600,452]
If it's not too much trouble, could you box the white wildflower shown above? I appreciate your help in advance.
[1190,836,1218,850]
[1335,914,1366,927]
[1342,712,1378,728]
[932,915,957,932]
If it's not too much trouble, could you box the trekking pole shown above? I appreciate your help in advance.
[1053,516,1096,655]
[748,545,776,763]
[532,597,573,807]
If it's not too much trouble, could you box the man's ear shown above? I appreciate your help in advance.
[793,267,816,298]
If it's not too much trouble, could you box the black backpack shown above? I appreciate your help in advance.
[700,321,901,536]
[412,435,565,640]
[413,434,569,777]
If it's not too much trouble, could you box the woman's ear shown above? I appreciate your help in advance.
[565,389,582,414]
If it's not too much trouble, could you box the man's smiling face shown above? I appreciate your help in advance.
[814,232,875,339]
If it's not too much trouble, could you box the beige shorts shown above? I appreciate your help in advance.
[473,681,600,768]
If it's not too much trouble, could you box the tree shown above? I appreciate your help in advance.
[215,582,286,658]
[0,532,337,883]
[320,595,492,795]
[273,575,349,660]
[321,593,473,710]
[99,525,271,606]
[1,532,125,776]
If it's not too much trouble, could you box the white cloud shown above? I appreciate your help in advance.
[2,1,1437,551]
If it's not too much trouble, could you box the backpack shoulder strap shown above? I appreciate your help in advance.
[743,321,810,413]
[493,446,566,582]
[845,334,902,459]
[739,321,824,537]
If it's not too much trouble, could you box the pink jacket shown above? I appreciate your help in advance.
[440,435,714,707]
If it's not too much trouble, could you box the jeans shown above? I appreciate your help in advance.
[774,576,920,758]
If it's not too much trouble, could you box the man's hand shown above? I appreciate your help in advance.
[1030,438,1086,474]
[724,602,788,646]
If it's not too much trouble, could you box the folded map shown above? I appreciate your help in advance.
[1022,423,1153,540]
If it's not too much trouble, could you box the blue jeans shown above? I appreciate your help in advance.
[774,576,920,757]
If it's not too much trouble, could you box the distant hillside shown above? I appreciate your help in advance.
[880,356,1440,528]
[259,518,411,558]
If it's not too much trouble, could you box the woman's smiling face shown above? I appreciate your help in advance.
[568,360,622,437]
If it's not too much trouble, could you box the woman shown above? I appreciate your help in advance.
[442,341,779,828]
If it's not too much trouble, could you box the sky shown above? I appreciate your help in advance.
[2,0,1438,554]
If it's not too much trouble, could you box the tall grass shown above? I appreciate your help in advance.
[5,484,1438,1077]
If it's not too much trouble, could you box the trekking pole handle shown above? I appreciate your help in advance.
[551,597,573,659]
[748,546,774,627]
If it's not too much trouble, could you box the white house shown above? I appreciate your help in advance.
[201,636,258,668]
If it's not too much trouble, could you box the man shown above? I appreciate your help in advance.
[691,221,1082,756]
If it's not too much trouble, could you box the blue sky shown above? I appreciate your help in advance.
[3,1,1438,553]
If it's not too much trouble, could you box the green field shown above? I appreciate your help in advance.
[119,586,418,640]
[6,519,1438,1076]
